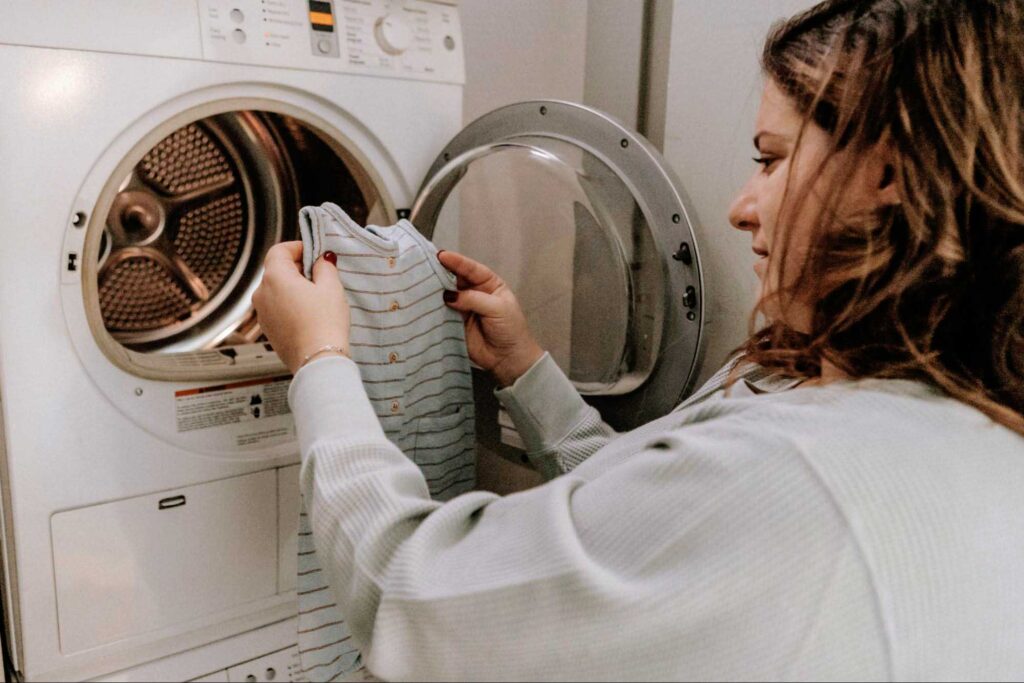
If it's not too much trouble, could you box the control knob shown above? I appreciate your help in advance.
[374,14,414,55]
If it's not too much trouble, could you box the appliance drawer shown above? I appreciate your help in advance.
[51,470,278,653]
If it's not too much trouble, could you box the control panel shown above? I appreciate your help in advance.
[198,0,464,84]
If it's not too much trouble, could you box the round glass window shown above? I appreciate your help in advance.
[423,137,665,396]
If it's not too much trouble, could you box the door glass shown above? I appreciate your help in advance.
[426,137,664,395]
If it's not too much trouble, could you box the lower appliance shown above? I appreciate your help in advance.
[0,1,711,680]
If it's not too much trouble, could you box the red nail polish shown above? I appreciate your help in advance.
[437,250,455,274]
[443,290,458,303]
[324,251,337,265]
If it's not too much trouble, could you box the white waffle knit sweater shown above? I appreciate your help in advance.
[289,351,1024,681]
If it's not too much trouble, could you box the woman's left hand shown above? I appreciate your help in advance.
[252,241,350,374]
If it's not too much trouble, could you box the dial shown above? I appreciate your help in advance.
[374,14,414,55]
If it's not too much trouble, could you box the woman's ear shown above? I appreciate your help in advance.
[872,141,902,207]
[880,164,895,188]
[878,162,901,206]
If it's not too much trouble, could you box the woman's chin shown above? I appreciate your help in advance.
[754,258,768,278]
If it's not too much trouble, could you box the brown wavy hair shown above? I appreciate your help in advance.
[742,0,1024,434]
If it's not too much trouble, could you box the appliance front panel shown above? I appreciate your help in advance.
[198,0,465,85]
[0,0,465,85]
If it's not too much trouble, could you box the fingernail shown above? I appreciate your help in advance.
[443,290,458,303]
[323,251,337,265]
[437,250,455,274]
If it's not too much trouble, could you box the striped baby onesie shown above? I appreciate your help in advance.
[294,203,476,681]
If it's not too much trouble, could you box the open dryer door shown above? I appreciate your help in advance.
[412,101,705,430]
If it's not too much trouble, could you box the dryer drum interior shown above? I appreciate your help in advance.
[90,111,383,354]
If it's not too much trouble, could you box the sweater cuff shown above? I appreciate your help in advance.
[493,352,590,454]
[288,355,387,457]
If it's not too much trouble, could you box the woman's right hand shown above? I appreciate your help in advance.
[438,250,544,388]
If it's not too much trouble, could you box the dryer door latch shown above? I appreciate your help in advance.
[671,242,692,265]
[682,286,698,309]
[66,252,79,272]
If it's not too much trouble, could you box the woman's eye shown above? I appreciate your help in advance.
[753,156,779,171]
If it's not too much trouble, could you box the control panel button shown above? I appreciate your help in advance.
[232,28,247,44]
[374,14,413,55]
[230,8,244,23]
[317,38,333,54]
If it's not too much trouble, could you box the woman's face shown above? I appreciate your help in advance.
[728,80,833,331]
[728,79,894,332]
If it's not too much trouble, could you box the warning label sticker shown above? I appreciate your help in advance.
[175,375,292,434]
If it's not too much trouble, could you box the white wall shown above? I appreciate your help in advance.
[656,0,816,383]
[459,0,589,125]
[584,0,646,130]
[459,0,646,128]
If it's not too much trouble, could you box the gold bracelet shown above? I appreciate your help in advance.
[299,344,349,370]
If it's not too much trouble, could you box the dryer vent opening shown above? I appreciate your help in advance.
[86,110,388,374]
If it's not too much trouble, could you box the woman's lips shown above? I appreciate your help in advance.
[752,246,768,277]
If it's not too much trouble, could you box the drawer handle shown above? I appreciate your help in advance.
[158,495,186,510]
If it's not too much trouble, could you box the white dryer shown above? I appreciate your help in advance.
[0,1,709,680]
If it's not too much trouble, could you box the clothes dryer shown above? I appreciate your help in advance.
[0,2,466,679]
[0,1,708,680]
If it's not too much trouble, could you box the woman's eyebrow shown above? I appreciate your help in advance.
[753,132,787,151]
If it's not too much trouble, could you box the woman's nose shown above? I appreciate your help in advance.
[728,181,759,233]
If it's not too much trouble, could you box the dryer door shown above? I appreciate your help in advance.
[412,101,705,430]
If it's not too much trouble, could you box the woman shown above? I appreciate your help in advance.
[253,0,1024,679]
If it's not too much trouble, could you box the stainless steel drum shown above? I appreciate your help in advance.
[93,111,382,353]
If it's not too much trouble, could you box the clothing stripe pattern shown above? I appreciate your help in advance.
[295,203,475,682]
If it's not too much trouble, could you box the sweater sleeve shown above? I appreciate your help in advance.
[288,355,883,682]
[492,352,619,478]
[490,352,753,479]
